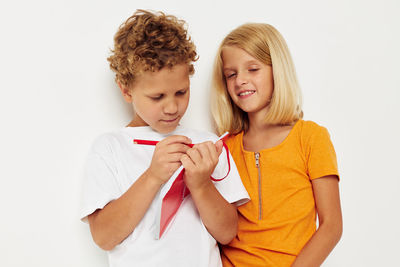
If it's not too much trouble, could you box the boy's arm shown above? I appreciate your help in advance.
[291,175,342,267]
[181,141,238,244]
[88,169,162,251]
[189,179,238,245]
[87,135,191,251]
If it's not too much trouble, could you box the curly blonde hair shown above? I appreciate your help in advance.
[108,9,198,87]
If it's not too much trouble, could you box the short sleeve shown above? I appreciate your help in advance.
[307,126,339,181]
[211,145,250,206]
[80,141,122,222]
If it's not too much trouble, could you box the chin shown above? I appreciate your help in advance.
[153,125,179,134]
[241,103,268,113]
[240,106,257,113]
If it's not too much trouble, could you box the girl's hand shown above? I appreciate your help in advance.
[180,140,223,191]
[147,135,192,185]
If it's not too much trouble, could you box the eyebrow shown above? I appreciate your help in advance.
[146,87,189,96]
[223,60,260,71]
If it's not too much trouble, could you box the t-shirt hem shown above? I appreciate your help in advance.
[80,197,116,223]
[310,171,340,181]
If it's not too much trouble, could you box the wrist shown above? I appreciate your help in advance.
[144,169,165,188]
[187,178,214,196]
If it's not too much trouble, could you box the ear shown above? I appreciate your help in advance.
[118,81,132,103]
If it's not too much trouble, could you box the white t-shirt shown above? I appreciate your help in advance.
[81,126,249,267]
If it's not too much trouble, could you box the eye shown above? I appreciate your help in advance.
[150,94,164,100]
[249,68,259,72]
[176,90,187,96]
[225,72,236,79]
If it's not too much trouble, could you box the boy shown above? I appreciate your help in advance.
[80,10,249,267]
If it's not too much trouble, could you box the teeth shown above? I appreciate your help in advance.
[239,91,255,96]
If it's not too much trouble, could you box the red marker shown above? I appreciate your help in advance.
[133,132,229,147]
[133,139,194,147]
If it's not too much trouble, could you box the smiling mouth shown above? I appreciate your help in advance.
[161,117,179,123]
[238,90,256,97]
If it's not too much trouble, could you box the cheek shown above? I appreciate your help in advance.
[255,76,274,95]
[261,70,274,90]
[132,99,144,110]
[180,95,190,111]
[226,83,237,99]
[133,99,156,116]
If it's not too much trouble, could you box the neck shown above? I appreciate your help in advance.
[243,112,296,152]
[246,108,273,134]
[127,115,147,128]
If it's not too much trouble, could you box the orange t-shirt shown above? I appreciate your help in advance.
[221,120,339,267]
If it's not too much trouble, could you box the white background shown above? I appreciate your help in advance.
[0,0,399,266]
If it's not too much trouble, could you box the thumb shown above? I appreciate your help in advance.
[215,140,223,155]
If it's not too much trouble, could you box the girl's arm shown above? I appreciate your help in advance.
[88,135,191,251]
[291,175,343,267]
[181,141,238,244]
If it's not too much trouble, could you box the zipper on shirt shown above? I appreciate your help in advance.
[255,152,262,220]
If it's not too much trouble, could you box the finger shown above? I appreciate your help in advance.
[186,147,202,165]
[215,140,223,155]
[166,152,187,163]
[180,154,195,169]
[196,142,214,162]
[206,141,221,165]
[161,135,192,146]
[165,143,191,154]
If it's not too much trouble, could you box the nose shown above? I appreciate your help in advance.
[235,72,248,86]
[163,98,178,115]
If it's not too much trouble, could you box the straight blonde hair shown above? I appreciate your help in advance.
[211,23,303,135]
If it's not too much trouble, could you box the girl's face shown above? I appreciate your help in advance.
[120,64,190,134]
[221,46,274,115]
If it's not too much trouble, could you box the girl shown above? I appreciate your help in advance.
[211,23,342,267]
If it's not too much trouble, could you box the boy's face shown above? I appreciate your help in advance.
[120,64,190,134]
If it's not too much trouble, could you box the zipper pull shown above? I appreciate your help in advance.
[255,152,260,167]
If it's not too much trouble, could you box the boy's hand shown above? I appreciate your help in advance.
[147,135,192,185]
[180,140,223,191]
